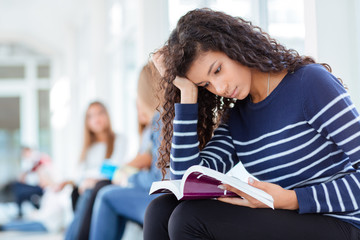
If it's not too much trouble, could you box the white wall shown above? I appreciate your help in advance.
[305,0,360,108]
[0,0,81,177]
[0,0,170,178]
[0,0,122,177]
[137,0,169,63]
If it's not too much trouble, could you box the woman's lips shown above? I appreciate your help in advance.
[229,87,238,98]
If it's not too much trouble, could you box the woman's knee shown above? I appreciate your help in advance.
[95,185,116,206]
[145,194,178,223]
[93,180,111,193]
[168,201,198,239]
[168,200,214,240]
[144,194,179,240]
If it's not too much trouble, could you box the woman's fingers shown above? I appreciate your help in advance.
[173,76,195,89]
[218,196,249,206]
[221,184,254,202]
[219,184,269,208]
[151,51,166,77]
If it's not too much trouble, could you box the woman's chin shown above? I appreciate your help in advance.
[235,92,247,100]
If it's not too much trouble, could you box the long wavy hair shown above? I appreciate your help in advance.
[80,101,115,162]
[157,8,334,177]
[137,62,161,135]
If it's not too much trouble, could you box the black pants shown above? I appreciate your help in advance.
[71,186,80,211]
[11,182,43,217]
[144,194,360,240]
[78,179,112,240]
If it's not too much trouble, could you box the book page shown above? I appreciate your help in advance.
[149,180,182,199]
[183,165,274,208]
[226,162,258,182]
[150,165,273,208]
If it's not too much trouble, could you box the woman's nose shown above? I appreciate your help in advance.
[213,81,227,96]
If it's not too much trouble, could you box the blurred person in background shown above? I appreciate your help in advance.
[0,147,68,233]
[87,62,163,240]
[0,101,129,234]
[11,146,53,219]
[55,101,128,210]
[65,63,161,240]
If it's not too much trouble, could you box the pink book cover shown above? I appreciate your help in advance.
[150,164,274,208]
[180,171,237,199]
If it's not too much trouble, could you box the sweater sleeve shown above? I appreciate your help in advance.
[170,103,239,179]
[295,64,360,214]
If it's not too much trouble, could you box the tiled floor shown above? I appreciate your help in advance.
[0,231,63,240]
[0,202,143,240]
[0,223,143,240]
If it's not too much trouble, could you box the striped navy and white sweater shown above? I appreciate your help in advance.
[170,64,360,229]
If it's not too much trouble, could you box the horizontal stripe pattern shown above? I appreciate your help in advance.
[170,65,360,229]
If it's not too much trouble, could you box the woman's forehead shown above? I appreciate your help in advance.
[187,51,224,78]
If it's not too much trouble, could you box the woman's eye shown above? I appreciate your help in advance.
[203,82,210,88]
[214,65,221,74]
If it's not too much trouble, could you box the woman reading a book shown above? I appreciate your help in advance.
[144,8,360,240]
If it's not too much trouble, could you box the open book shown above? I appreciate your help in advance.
[149,164,274,209]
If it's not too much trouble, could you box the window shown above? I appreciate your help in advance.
[38,90,51,154]
[169,0,254,30]
[0,43,52,185]
[0,97,21,184]
[168,0,305,53]
[0,65,25,79]
[267,0,305,54]
[37,64,50,79]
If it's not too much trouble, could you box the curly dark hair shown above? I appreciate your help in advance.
[157,8,333,178]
